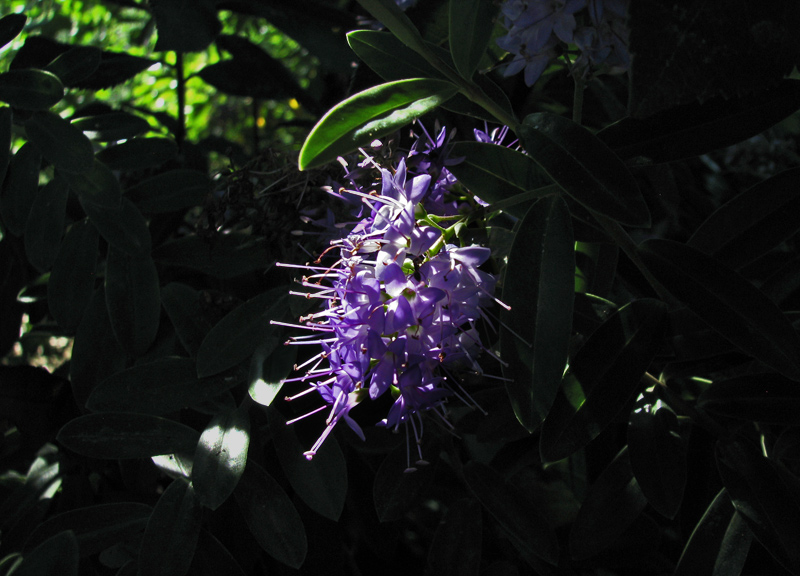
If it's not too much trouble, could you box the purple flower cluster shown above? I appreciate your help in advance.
[497,0,630,86]
[279,131,498,470]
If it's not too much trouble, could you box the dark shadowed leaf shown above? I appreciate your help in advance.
[574,241,618,299]
[196,287,289,378]
[0,13,26,49]
[152,233,271,278]
[463,461,558,565]
[248,341,296,407]
[667,306,736,361]
[73,51,156,91]
[82,196,152,257]
[0,142,41,236]
[0,69,63,110]
[716,439,800,574]
[627,390,687,519]
[25,174,68,272]
[373,439,437,522]
[47,218,98,332]
[45,46,102,85]
[125,169,209,213]
[518,112,649,227]
[96,137,177,172]
[63,158,120,207]
[698,372,800,425]
[355,0,431,57]
[268,408,347,521]
[152,0,221,52]
[87,357,243,415]
[501,197,574,432]
[160,283,215,357]
[189,530,247,576]
[14,530,78,576]
[193,406,250,511]
[449,0,497,79]
[25,111,94,174]
[427,497,482,576]
[0,107,11,185]
[568,447,648,560]
[674,488,753,576]
[72,112,151,142]
[688,168,800,269]
[599,80,800,163]
[138,478,204,576]
[105,247,160,357]
[24,503,151,557]
[540,299,667,463]
[638,239,800,381]
[234,459,307,569]
[57,412,200,459]
[298,78,458,170]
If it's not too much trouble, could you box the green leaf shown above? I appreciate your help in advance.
[268,408,347,521]
[518,112,650,227]
[193,406,250,511]
[234,459,307,569]
[196,287,289,378]
[568,447,648,560]
[25,174,68,272]
[540,299,668,463]
[448,0,497,78]
[463,461,559,565]
[96,137,178,172]
[14,531,78,576]
[355,0,431,57]
[25,111,94,174]
[0,106,11,185]
[47,218,98,332]
[501,197,574,432]
[86,357,243,415]
[152,0,221,52]
[125,169,209,213]
[716,439,800,574]
[24,503,151,558]
[0,13,26,49]
[698,372,800,425]
[674,489,753,576]
[56,412,200,459]
[0,142,41,236]
[688,168,800,269]
[82,196,152,257]
[63,158,120,207]
[0,69,63,110]
[138,478,204,576]
[190,530,247,576]
[447,142,552,215]
[427,498,482,576]
[574,241,619,298]
[75,50,157,91]
[627,390,687,519]
[152,233,271,278]
[638,239,800,381]
[298,78,458,170]
[160,283,215,357]
[105,247,160,356]
[72,112,151,142]
[45,46,102,86]
[248,340,296,407]
[373,440,437,522]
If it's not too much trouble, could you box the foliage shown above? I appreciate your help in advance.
[2,0,800,575]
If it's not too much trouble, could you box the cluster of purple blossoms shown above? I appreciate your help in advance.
[496,0,631,86]
[277,129,501,471]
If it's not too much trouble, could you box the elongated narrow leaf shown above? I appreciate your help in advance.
[427,498,482,576]
[47,218,98,332]
[0,13,26,49]
[463,461,559,565]
[355,0,431,57]
[518,112,650,227]
[0,106,11,185]
[25,111,94,174]
[152,0,220,52]
[298,78,458,170]
[160,283,214,357]
[96,137,178,172]
[193,406,250,511]
[25,174,68,272]
[568,447,648,560]
[14,531,78,576]
[674,489,753,576]
[105,247,160,357]
[627,391,687,519]
[63,158,121,208]
[540,299,667,463]
[87,357,243,415]
[248,341,296,407]
[57,413,200,459]
[138,478,204,576]
[716,439,800,574]
[234,459,307,569]
[638,239,800,381]
[449,0,497,78]
[125,169,209,213]
[45,46,102,86]
[0,69,63,110]
[72,112,151,142]
[24,503,151,557]
[152,233,270,278]
[688,168,800,269]
[82,196,151,257]
[373,439,437,521]
[698,372,800,425]
[501,197,574,432]
[0,142,41,236]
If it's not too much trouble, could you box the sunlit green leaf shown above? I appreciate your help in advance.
[248,340,296,407]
